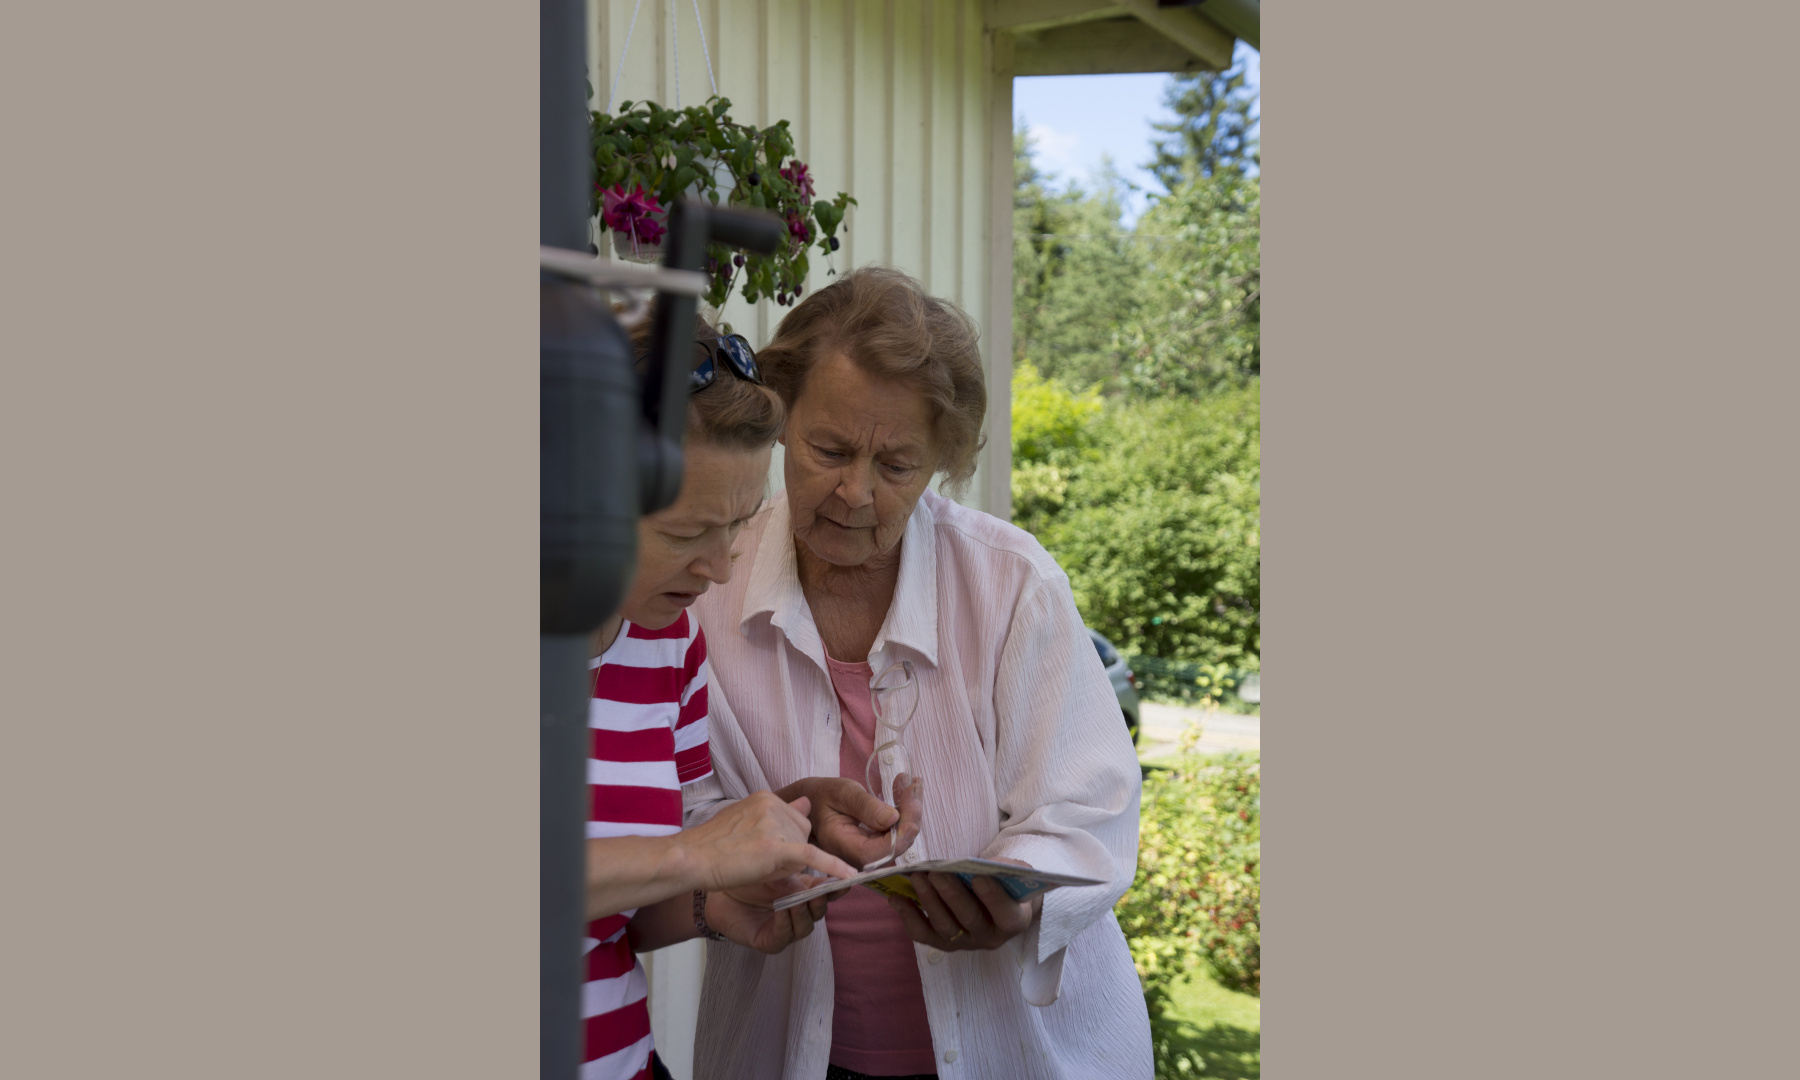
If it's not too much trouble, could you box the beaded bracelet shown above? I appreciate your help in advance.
[693,890,726,942]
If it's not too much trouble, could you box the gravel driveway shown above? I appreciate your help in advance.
[1137,701,1260,762]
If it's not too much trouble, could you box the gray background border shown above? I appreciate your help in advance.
[3,2,1795,1077]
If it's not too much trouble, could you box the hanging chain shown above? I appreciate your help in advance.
[692,0,717,97]
[608,0,715,115]
[605,0,646,114]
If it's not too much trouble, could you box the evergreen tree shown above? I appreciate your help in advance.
[1120,173,1260,398]
[1012,127,1146,391]
[1146,56,1259,192]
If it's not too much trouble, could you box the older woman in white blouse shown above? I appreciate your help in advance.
[684,267,1151,1080]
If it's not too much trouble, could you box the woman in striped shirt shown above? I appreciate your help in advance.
[583,312,918,1080]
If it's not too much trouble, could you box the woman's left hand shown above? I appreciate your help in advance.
[708,878,834,955]
[887,857,1040,952]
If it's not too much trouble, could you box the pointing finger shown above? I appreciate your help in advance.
[795,842,858,882]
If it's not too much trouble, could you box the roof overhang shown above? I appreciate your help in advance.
[986,0,1258,76]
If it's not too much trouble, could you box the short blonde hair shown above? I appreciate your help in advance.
[757,266,987,495]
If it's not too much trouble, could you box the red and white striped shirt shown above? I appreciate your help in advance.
[584,613,712,1080]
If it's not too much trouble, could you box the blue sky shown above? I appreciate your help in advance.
[1014,42,1259,226]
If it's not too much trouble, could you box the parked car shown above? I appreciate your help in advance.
[1087,627,1141,744]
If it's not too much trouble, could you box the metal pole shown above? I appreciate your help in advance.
[541,3,594,1079]
[540,8,783,1068]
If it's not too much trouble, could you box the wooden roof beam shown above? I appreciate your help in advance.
[985,1,1126,34]
[1195,1,1258,52]
[1112,0,1236,70]
[1011,15,1212,76]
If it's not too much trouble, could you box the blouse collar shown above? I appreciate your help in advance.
[740,490,941,670]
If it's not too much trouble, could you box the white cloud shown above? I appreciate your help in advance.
[1026,123,1081,177]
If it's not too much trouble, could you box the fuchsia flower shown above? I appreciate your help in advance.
[779,159,814,203]
[600,184,666,246]
[786,212,812,245]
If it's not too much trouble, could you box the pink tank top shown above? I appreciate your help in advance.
[823,651,937,1076]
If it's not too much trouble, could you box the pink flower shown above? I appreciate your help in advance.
[601,184,666,245]
[779,159,814,203]
[786,212,812,245]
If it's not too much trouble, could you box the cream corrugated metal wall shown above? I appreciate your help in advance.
[586,0,1008,516]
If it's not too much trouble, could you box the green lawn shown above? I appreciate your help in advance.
[1161,962,1261,1078]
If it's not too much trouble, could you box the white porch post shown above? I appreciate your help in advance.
[983,29,1016,523]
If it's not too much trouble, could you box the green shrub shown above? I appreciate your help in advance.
[1129,655,1256,711]
[1011,362,1102,466]
[1034,385,1260,669]
[1119,753,1261,1075]
[1010,364,1106,538]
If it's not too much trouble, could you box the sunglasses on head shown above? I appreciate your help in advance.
[689,333,765,393]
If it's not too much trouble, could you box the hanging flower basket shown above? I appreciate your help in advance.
[591,96,856,309]
[600,184,667,263]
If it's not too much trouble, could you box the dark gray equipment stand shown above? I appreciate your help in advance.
[540,7,782,1074]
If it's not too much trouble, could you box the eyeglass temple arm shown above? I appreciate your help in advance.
[638,201,785,513]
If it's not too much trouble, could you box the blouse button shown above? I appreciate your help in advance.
[927,948,943,964]
[882,750,895,765]
[943,1049,958,1063]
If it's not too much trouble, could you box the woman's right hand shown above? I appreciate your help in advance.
[776,774,925,869]
[675,790,858,893]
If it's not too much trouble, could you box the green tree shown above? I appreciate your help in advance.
[1146,57,1259,193]
[1119,173,1260,398]
[1012,372,1261,670]
[1013,127,1145,391]
[1045,387,1260,668]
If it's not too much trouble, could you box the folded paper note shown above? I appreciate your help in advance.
[771,857,1104,911]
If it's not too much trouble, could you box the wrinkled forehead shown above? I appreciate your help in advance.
[651,444,771,526]
[794,351,937,452]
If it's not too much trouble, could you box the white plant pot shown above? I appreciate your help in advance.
[610,222,665,263]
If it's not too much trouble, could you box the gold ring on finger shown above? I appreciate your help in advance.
[946,928,967,942]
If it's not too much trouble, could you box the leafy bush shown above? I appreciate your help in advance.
[1129,655,1255,712]
[1010,363,1104,537]
[1011,362,1102,465]
[1017,382,1260,669]
[1118,753,1261,1075]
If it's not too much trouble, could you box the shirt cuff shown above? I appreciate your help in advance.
[985,833,1115,957]
[985,833,1119,1007]
[1015,919,1068,1006]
